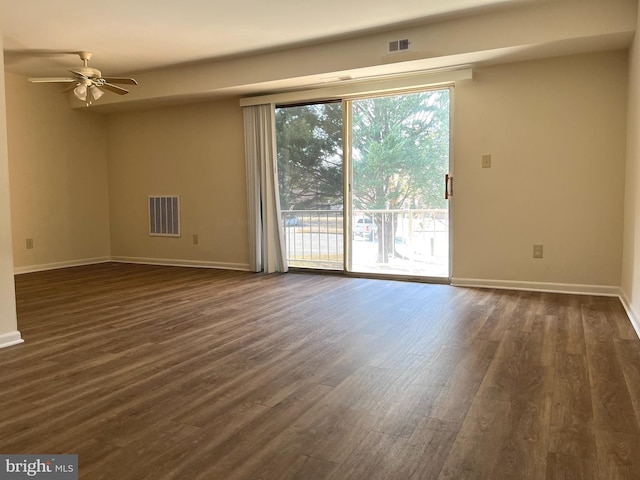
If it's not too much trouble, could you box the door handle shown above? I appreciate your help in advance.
[445,174,453,199]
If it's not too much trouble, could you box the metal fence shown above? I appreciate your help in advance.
[281,209,448,273]
[282,210,344,269]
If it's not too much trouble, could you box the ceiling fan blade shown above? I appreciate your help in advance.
[102,77,138,86]
[69,69,88,78]
[28,77,75,83]
[60,82,79,93]
[101,83,130,95]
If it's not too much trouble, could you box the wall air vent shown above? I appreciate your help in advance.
[388,39,410,53]
[149,196,180,237]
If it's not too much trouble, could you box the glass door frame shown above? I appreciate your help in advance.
[342,85,454,283]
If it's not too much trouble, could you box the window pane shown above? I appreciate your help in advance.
[276,102,344,270]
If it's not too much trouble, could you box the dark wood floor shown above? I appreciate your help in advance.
[2,263,640,479]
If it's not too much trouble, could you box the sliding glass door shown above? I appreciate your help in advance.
[348,89,450,278]
[276,87,451,279]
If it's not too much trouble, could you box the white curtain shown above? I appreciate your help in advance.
[243,104,288,273]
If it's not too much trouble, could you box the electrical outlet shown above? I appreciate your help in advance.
[482,154,492,168]
[533,244,543,258]
[192,234,199,245]
[25,238,34,249]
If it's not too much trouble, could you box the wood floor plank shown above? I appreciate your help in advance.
[166,382,333,479]
[423,338,499,424]
[594,429,640,480]
[406,417,459,479]
[474,289,521,341]
[549,353,597,460]
[584,335,640,435]
[556,295,587,357]
[327,430,416,480]
[224,442,339,480]
[615,339,640,427]
[2,263,639,479]
[545,452,597,480]
[485,391,553,479]
[81,421,206,480]
[438,396,512,479]
[477,328,555,405]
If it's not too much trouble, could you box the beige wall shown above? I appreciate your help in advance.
[107,98,249,269]
[454,51,627,288]
[2,50,631,293]
[0,32,20,346]
[5,73,111,272]
[623,11,640,321]
[106,51,627,288]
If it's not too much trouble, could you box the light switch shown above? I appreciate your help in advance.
[482,154,492,168]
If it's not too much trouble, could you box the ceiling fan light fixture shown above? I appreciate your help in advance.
[28,52,137,104]
[90,86,104,101]
[73,84,87,101]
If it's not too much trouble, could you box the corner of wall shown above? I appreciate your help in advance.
[621,7,640,328]
[0,33,19,340]
[0,331,23,349]
[620,291,640,340]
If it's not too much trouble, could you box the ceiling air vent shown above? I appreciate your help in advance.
[149,196,180,237]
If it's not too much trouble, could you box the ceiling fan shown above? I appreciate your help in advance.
[28,51,138,104]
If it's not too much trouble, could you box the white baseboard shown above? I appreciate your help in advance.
[14,257,111,275]
[13,256,251,274]
[0,330,24,349]
[110,256,251,272]
[619,292,640,340]
[450,277,622,297]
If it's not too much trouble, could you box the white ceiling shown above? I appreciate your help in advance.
[2,0,529,78]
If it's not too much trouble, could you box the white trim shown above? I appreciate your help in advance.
[13,256,251,274]
[240,68,473,107]
[447,85,455,283]
[619,292,640,340]
[110,256,251,271]
[14,257,111,275]
[0,331,24,349]
[450,277,621,297]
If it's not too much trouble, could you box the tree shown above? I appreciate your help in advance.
[275,102,343,210]
[352,90,450,262]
